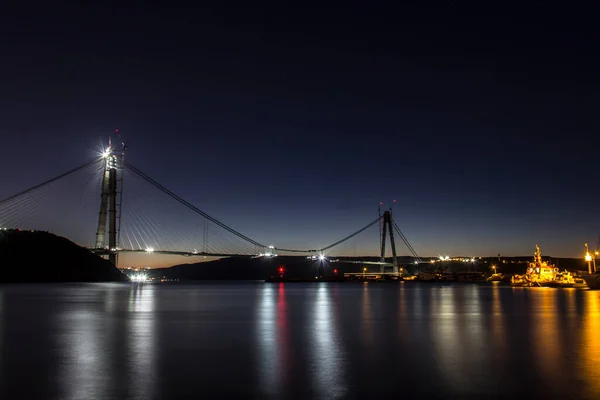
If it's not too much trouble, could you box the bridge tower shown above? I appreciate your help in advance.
[380,210,398,274]
[95,138,125,266]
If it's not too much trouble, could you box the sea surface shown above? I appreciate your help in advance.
[1,282,600,399]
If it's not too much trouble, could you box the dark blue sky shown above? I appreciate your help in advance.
[2,2,600,262]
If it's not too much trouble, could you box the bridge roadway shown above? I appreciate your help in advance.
[90,248,251,258]
[88,248,395,265]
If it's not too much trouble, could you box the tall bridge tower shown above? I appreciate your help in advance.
[380,210,398,273]
[95,138,125,266]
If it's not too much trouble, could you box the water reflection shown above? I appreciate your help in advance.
[464,285,485,362]
[127,284,156,399]
[582,291,600,396]
[8,283,600,399]
[431,286,491,394]
[361,283,373,347]
[59,308,108,399]
[398,284,409,338]
[257,285,277,393]
[531,288,560,383]
[104,285,117,313]
[490,284,507,362]
[0,290,3,387]
[276,283,292,388]
[432,287,462,389]
[256,283,292,396]
[311,284,346,399]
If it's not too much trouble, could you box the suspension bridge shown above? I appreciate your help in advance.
[0,139,421,272]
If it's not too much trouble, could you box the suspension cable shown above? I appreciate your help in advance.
[392,220,421,261]
[126,161,385,254]
[125,162,267,248]
[318,216,383,252]
[394,224,419,259]
[0,159,102,205]
[314,215,383,253]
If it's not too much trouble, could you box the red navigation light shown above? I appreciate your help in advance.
[333,269,338,274]
[379,202,382,205]
[393,199,396,203]
[278,267,284,273]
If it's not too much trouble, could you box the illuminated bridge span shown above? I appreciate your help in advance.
[0,139,421,271]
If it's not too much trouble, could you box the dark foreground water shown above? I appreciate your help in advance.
[1,282,600,399]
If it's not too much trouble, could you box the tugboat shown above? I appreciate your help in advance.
[486,273,504,282]
[511,245,577,287]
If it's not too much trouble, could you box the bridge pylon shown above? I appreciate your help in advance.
[95,137,125,266]
[380,210,398,273]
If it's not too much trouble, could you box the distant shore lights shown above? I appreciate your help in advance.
[130,272,148,282]
[258,245,277,257]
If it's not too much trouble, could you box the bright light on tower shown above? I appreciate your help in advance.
[585,253,593,262]
[145,247,154,253]
[319,255,326,261]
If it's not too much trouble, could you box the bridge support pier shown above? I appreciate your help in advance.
[95,138,123,267]
[108,166,117,266]
[380,210,398,274]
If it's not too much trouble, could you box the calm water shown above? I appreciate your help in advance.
[1,282,600,399]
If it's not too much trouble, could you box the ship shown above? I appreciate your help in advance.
[511,245,579,287]
[582,273,600,289]
[581,244,600,289]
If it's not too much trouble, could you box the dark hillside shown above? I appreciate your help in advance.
[0,229,127,283]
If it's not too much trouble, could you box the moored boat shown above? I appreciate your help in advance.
[511,245,578,288]
[582,272,600,289]
[487,273,504,282]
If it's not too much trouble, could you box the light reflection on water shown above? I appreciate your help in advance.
[531,288,560,384]
[127,284,156,399]
[257,284,278,394]
[59,300,108,400]
[0,291,3,390]
[582,291,600,396]
[491,283,504,340]
[432,287,462,390]
[360,283,373,348]
[311,284,346,399]
[1,283,600,399]
[275,283,292,391]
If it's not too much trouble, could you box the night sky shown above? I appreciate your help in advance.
[2,2,600,265]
